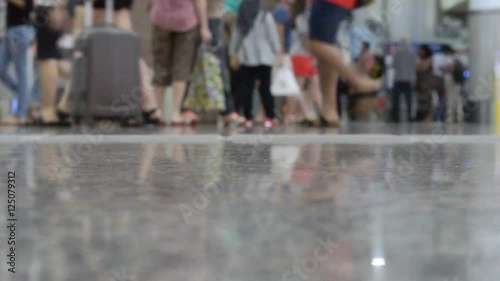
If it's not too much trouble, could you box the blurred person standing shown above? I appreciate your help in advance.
[0,0,35,125]
[442,45,464,123]
[229,0,282,128]
[289,0,321,124]
[273,0,291,120]
[391,37,417,123]
[415,44,434,122]
[208,0,239,125]
[308,0,380,127]
[149,0,211,126]
[32,0,72,125]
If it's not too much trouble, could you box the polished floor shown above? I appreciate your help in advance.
[1,123,500,281]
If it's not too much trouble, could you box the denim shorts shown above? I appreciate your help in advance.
[309,0,352,44]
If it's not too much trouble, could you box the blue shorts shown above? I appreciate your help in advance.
[309,0,352,44]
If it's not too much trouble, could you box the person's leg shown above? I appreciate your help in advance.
[391,82,401,122]
[257,65,275,119]
[238,66,258,120]
[151,24,172,122]
[39,59,60,121]
[308,0,379,94]
[113,8,133,30]
[294,76,317,121]
[11,26,35,121]
[33,5,65,123]
[171,25,200,124]
[0,36,17,93]
[232,68,242,113]
[57,60,71,79]
[317,60,340,123]
[309,74,322,110]
[310,41,378,93]
[456,84,464,122]
[171,81,188,122]
[403,82,413,122]
[72,4,85,36]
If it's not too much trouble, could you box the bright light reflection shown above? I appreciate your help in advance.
[371,258,386,267]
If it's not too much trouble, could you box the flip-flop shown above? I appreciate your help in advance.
[142,108,167,126]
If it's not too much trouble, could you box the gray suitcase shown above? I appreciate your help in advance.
[71,0,141,123]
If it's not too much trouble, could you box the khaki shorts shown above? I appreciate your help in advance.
[151,25,199,86]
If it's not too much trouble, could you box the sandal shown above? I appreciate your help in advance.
[170,120,185,127]
[318,115,340,128]
[31,112,71,127]
[142,108,166,126]
[56,109,71,123]
[300,119,320,127]
[182,110,199,126]
[120,116,142,127]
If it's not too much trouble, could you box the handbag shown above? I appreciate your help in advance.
[271,58,301,97]
[184,45,226,112]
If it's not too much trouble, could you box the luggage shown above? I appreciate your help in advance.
[71,0,141,123]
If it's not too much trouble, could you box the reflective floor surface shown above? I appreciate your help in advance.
[1,123,500,281]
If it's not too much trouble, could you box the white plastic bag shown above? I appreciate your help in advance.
[271,65,301,97]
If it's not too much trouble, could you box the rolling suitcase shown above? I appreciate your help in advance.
[71,0,142,123]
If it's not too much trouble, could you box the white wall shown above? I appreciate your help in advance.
[470,0,500,11]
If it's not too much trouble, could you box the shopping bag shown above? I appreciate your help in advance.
[271,66,301,97]
[184,45,226,112]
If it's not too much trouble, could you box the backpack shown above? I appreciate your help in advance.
[369,55,386,79]
[452,59,466,84]
[149,0,199,32]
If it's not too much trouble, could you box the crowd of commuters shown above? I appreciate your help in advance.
[0,0,465,128]
[389,39,466,123]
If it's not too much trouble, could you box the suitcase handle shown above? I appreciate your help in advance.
[84,0,115,27]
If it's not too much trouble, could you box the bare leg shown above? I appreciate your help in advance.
[295,77,317,121]
[309,74,322,107]
[155,86,166,117]
[57,80,71,113]
[114,9,163,119]
[172,81,186,122]
[39,59,59,122]
[309,40,380,93]
[58,61,71,80]
[73,5,85,36]
[317,61,340,122]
